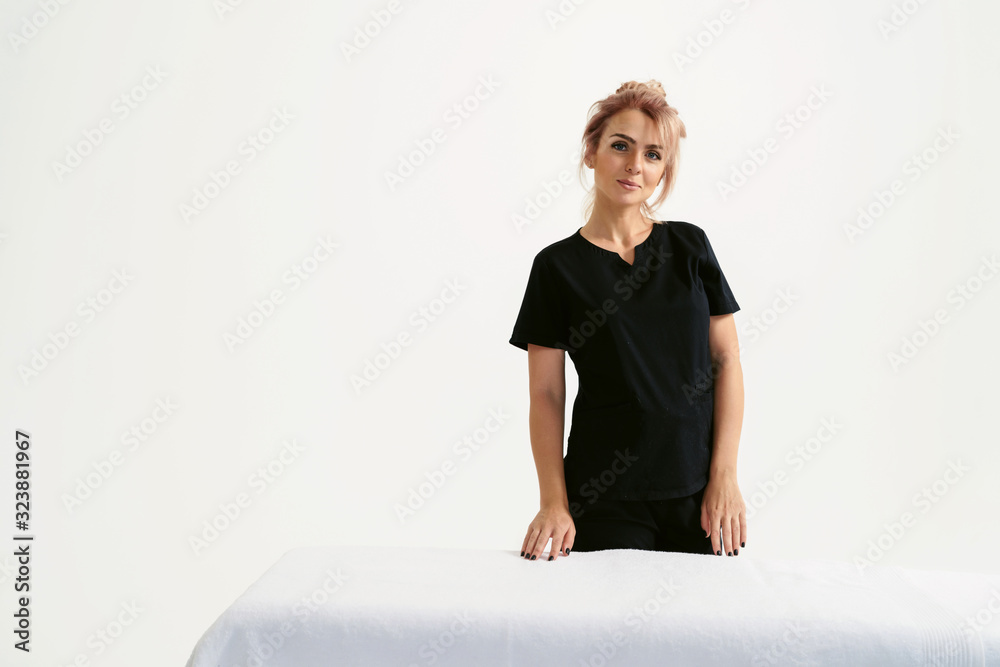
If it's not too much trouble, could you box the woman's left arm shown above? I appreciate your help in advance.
[701,313,746,556]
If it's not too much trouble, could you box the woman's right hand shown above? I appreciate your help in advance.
[521,505,575,561]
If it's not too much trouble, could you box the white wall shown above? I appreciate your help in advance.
[1,0,997,664]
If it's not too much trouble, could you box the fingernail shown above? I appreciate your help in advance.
[727,551,732,556]
[548,555,553,561]
[716,550,721,556]
[520,551,525,557]
[530,554,536,560]
[734,549,738,556]
[565,548,571,555]
[741,542,745,548]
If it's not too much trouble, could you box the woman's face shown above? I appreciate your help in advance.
[588,109,666,210]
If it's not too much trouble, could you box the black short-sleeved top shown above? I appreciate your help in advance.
[508,220,740,502]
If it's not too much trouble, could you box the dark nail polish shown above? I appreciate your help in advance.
[565,548,571,555]
[734,549,738,555]
[548,555,553,561]
[716,550,721,556]
[520,551,525,557]
[727,551,732,556]
[741,542,745,548]
[530,554,536,560]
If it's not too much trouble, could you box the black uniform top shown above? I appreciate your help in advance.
[508,220,740,502]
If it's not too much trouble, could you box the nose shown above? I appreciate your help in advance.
[627,151,642,175]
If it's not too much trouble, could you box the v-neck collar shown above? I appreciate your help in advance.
[574,221,663,268]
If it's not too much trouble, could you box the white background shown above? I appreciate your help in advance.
[1,0,998,664]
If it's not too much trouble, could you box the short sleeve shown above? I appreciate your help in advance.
[698,227,741,316]
[509,254,569,351]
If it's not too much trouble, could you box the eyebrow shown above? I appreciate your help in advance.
[609,133,663,150]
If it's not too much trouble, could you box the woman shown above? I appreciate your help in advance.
[509,80,746,561]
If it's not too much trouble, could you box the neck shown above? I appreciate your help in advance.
[585,201,654,243]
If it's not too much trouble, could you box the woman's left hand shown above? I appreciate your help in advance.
[700,470,746,556]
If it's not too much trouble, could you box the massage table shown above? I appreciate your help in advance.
[185,544,1000,666]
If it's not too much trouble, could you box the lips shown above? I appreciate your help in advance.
[617,180,640,191]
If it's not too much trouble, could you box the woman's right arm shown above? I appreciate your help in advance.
[520,343,575,561]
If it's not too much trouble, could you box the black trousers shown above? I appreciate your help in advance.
[568,482,715,555]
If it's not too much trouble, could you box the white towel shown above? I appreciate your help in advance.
[186,544,1000,666]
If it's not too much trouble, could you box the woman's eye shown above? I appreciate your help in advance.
[611,142,659,159]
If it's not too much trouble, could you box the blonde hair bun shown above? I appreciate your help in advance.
[615,79,667,101]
